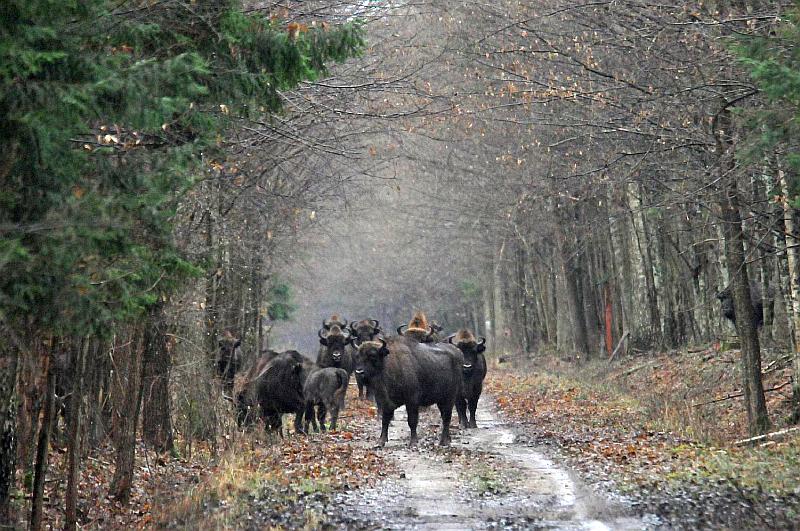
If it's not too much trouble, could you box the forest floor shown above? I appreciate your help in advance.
[165,344,800,529]
[483,346,800,529]
[32,344,800,529]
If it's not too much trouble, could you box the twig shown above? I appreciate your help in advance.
[693,380,792,408]
[614,360,661,378]
[734,426,800,447]
[608,331,629,362]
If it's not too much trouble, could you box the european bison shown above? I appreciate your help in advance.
[318,324,354,376]
[348,319,382,398]
[716,284,773,330]
[235,350,313,434]
[449,329,487,429]
[396,311,435,343]
[303,367,349,432]
[352,336,467,447]
[216,331,241,391]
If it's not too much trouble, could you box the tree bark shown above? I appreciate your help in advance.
[719,163,770,436]
[558,224,590,358]
[29,351,55,531]
[110,331,145,505]
[142,303,174,453]
[0,341,19,526]
[65,338,88,531]
[779,168,800,423]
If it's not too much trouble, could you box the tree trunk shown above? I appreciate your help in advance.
[65,338,88,531]
[719,166,770,436]
[515,242,533,353]
[29,351,55,531]
[0,341,19,526]
[109,331,145,505]
[142,303,174,453]
[779,168,800,423]
[558,225,590,358]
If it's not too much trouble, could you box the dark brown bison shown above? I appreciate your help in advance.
[348,319,382,398]
[235,350,314,434]
[318,324,354,375]
[716,284,773,330]
[448,329,487,429]
[303,367,349,432]
[216,331,242,391]
[352,336,467,447]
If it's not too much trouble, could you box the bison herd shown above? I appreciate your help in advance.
[219,311,488,447]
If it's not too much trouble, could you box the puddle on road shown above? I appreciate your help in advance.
[337,397,655,530]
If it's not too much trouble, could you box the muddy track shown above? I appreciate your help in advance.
[334,395,655,530]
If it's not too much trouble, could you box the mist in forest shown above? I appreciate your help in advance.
[5,1,800,527]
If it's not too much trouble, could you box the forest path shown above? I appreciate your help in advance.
[336,395,651,530]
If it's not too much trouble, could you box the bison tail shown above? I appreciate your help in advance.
[334,370,348,406]
[336,370,349,391]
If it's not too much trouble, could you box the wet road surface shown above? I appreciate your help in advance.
[336,395,655,530]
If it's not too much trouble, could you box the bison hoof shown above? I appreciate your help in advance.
[469,421,478,429]
[439,438,451,447]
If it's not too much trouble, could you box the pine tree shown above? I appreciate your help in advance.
[0,0,363,522]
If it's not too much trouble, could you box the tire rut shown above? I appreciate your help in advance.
[335,395,655,530]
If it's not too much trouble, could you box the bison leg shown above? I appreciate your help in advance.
[468,392,480,428]
[327,402,340,431]
[456,394,468,428]
[377,409,393,447]
[304,402,317,433]
[406,405,420,446]
[293,410,306,435]
[316,403,327,432]
[264,411,282,436]
[356,373,365,399]
[437,401,453,446]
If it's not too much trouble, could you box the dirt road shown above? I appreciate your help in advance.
[334,396,655,529]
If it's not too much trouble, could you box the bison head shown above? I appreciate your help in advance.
[318,324,351,366]
[216,331,242,383]
[352,338,389,380]
[448,329,486,374]
[349,319,381,341]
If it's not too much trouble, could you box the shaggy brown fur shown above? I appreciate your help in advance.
[403,311,431,341]
[323,314,348,329]
[453,328,476,346]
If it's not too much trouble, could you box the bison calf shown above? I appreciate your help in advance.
[304,367,349,432]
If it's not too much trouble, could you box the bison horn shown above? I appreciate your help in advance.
[446,334,456,345]
[318,328,328,339]
[378,338,387,349]
[352,338,362,349]
[341,327,351,338]
[349,320,359,333]
[477,337,486,346]
[323,319,330,329]
[397,324,407,335]
[371,319,380,330]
